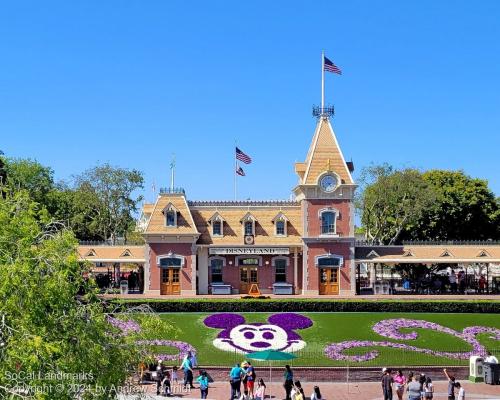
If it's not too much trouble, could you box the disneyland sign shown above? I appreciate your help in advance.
[209,247,290,255]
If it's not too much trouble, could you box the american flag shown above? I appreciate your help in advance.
[236,165,245,176]
[236,147,252,164]
[324,56,342,75]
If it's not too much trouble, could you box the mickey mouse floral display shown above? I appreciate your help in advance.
[324,318,500,362]
[204,313,313,353]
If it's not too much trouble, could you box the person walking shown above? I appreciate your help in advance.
[455,382,465,400]
[310,385,323,400]
[406,374,422,400]
[254,379,266,400]
[241,361,249,400]
[423,376,434,399]
[381,368,393,400]
[155,360,167,396]
[443,369,456,400]
[229,363,243,400]
[394,369,406,400]
[181,351,195,389]
[245,361,256,399]
[196,370,209,399]
[283,365,294,400]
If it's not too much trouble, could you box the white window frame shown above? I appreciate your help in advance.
[241,215,255,236]
[275,219,287,237]
[163,203,178,227]
[318,207,339,236]
[157,253,185,268]
[315,254,344,268]
[272,256,289,283]
[212,218,223,237]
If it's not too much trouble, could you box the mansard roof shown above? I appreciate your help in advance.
[298,117,354,185]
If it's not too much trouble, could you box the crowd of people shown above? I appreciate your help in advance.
[400,270,490,295]
[381,368,466,400]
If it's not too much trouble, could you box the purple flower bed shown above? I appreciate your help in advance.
[107,316,141,335]
[324,318,500,362]
[136,340,196,361]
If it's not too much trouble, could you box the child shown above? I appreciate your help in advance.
[172,365,178,383]
[254,379,266,400]
[455,382,465,400]
[310,385,323,400]
[196,370,209,399]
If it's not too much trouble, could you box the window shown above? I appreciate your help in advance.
[316,254,343,267]
[275,259,287,282]
[321,211,336,234]
[166,211,176,227]
[159,257,182,267]
[244,221,253,235]
[213,220,222,236]
[210,258,223,283]
[276,220,286,236]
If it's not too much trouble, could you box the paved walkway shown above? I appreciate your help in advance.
[107,293,500,300]
[120,380,500,400]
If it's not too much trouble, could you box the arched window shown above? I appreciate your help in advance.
[157,253,185,268]
[320,210,336,235]
[315,254,343,267]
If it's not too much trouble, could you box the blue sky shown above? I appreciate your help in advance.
[1,1,499,202]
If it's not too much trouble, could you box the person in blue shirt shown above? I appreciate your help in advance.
[196,370,209,399]
[229,363,243,399]
[181,352,194,389]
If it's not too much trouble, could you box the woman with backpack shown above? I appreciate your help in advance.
[196,370,209,399]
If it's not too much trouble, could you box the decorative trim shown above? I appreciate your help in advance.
[271,256,290,267]
[208,255,226,267]
[156,253,185,268]
[315,253,344,268]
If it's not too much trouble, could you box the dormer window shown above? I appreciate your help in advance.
[163,203,178,227]
[319,208,337,235]
[208,212,225,237]
[240,212,256,237]
[213,220,222,236]
[272,212,288,237]
[276,220,285,235]
[166,211,176,226]
[244,221,254,235]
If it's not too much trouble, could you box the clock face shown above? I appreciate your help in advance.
[320,174,337,192]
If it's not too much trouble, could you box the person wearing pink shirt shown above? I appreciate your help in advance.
[394,369,407,400]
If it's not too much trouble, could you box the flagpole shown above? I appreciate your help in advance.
[234,141,237,201]
[321,50,325,111]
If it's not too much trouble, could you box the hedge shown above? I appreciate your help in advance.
[108,298,500,313]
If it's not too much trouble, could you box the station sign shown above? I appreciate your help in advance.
[209,247,290,255]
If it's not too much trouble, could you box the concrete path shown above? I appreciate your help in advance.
[119,380,500,400]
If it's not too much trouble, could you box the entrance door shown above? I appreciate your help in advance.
[240,267,258,294]
[160,268,181,295]
[319,268,339,295]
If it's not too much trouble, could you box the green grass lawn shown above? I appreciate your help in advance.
[134,312,500,367]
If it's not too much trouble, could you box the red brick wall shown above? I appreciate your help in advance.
[305,199,352,237]
[213,254,301,294]
[149,243,194,291]
[306,243,353,291]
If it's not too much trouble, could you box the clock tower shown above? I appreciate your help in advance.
[294,114,357,295]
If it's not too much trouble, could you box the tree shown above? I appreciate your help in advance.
[357,164,436,245]
[403,170,500,241]
[3,157,55,205]
[75,164,144,243]
[0,192,133,399]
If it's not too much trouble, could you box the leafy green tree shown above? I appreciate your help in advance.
[75,164,144,244]
[3,157,54,205]
[403,170,500,241]
[357,164,436,244]
[0,192,132,399]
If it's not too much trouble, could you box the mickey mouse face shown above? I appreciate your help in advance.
[204,313,313,354]
[228,323,289,352]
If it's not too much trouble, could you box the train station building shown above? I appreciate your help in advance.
[78,113,500,297]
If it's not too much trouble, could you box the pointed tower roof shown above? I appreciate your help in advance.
[297,117,354,185]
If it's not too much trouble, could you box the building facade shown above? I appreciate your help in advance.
[140,114,357,296]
